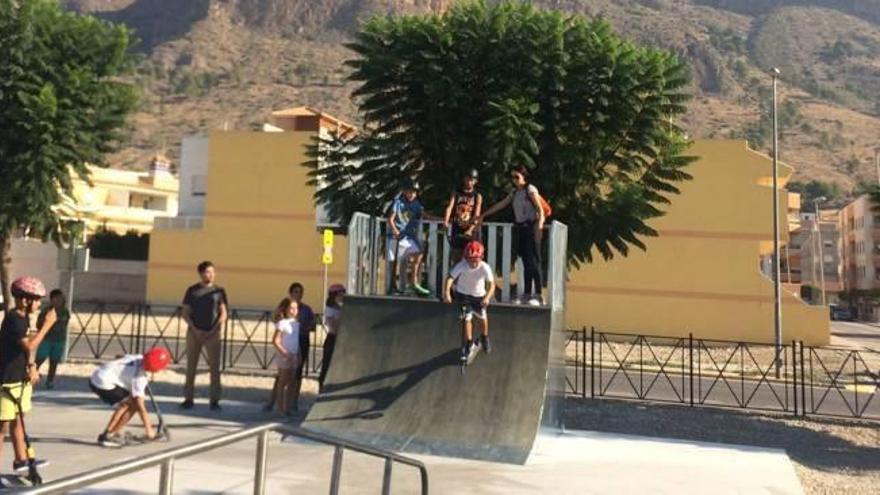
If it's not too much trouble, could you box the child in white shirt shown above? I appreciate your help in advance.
[272,297,301,415]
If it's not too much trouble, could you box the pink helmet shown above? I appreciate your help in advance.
[11,277,47,300]
[328,284,346,295]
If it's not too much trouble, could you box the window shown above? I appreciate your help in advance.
[824,240,833,248]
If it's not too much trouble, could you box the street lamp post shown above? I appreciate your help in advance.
[814,196,827,306]
[770,67,783,377]
[875,147,880,185]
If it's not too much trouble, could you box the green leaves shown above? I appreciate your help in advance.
[0,0,138,238]
[307,0,694,266]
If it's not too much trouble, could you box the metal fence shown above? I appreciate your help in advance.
[61,305,879,421]
[346,212,568,305]
[65,303,329,376]
[564,328,880,421]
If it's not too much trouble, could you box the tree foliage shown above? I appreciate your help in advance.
[306,1,694,267]
[0,0,138,307]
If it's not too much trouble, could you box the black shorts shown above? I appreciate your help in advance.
[90,382,130,405]
[455,292,487,321]
[450,225,474,250]
[296,329,310,379]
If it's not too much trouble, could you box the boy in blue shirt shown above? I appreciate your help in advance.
[387,179,431,296]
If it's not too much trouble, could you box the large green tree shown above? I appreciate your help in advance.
[307,1,694,267]
[0,0,138,309]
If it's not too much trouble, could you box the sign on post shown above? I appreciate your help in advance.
[322,229,334,265]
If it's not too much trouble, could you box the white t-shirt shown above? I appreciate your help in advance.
[324,306,342,335]
[90,354,149,398]
[276,318,301,354]
[512,184,539,223]
[450,260,495,297]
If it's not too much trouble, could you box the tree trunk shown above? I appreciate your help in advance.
[0,234,11,312]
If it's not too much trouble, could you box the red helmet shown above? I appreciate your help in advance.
[143,347,171,372]
[329,284,346,295]
[11,277,47,300]
[464,240,485,260]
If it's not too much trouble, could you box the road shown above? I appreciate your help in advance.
[831,320,880,351]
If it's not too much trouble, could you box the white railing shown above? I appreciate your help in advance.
[346,212,568,306]
[153,215,204,230]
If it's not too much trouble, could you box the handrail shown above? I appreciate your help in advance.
[21,422,429,495]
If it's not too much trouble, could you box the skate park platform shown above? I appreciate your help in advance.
[20,389,804,494]
[302,295,561,464]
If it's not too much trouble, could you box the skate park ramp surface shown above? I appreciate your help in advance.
[303,295,554,464]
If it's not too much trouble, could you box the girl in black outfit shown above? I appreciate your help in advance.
[479,165,546,305]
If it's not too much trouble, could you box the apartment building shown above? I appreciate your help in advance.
[839,194,880,318]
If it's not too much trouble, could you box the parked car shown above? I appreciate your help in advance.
[829,304,855,321]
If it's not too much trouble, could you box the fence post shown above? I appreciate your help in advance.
[791,339,798,416]
[688,333,694,407]
[590,327,595,398]
[222,313,230,371]
[581,326,587,398]
[159,458,175,495]
[254,430,269,495]
[329,445,344,495]
[799,341,807,417]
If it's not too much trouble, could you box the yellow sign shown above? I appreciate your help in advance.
[322,229,333,265]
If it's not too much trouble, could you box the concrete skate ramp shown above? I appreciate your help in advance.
[303,295,554,464]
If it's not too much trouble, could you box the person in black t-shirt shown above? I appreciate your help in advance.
[0,277,55,475]
[443,169,483,263]
[179,261,228,411]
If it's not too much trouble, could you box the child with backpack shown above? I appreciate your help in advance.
[90,347,171,447]
[443,169,483,263]
[479,165,548,305]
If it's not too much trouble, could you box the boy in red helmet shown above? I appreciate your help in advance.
[89,347,171,447]
[0,276,55,477]
[443,240,496,363]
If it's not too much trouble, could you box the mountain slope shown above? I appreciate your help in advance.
[63,0,880,190]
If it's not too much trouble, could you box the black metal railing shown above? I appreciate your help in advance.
[64,303,329,377]
[56,306,880,421]
[564,327,879,422]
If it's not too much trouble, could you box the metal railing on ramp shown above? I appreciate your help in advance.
[20,422,428,495]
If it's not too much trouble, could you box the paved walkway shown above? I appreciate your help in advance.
[7,390,803,494]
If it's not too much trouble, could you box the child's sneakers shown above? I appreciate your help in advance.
[13,458,50,472]
[480,334,492,354]
[97,432,124,448]
[411,284,431,297]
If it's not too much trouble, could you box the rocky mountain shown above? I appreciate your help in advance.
[63,0,880,191]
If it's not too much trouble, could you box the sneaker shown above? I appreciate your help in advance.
[459,345,469,362]
[411,284,431,297]
[513,295,524,305]
[480,335,492,354]
[97,432,123,448]
[527,296,541,306]
[13,458,49,472]
[179,399,194,410]
[209,401,222,411]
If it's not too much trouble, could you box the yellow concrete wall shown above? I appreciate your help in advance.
[565,140,830,345]
[146,131,348,311]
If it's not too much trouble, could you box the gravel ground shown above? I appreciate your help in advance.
[563,397,880,495]
[38,363,879,494]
